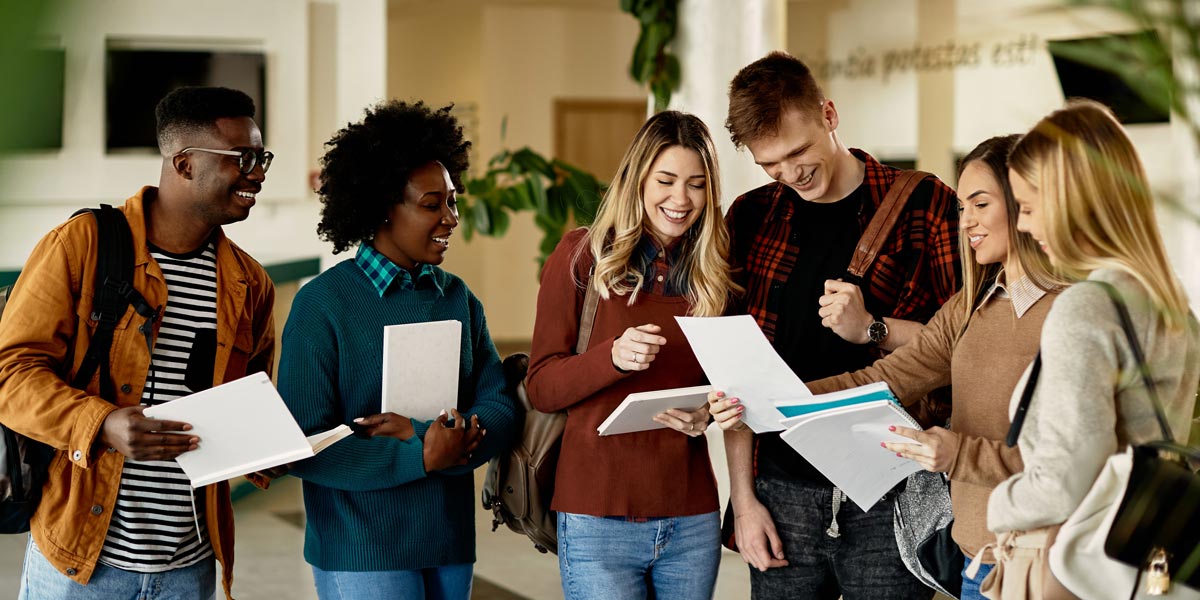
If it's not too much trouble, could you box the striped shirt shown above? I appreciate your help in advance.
[99,242,218,572]
[979,275,1049,319]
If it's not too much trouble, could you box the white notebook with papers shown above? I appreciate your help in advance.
[143,372,352,488]
[381,320,461,420]
[596,385,712,436]
[776,383,922,511]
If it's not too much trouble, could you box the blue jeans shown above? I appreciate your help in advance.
[19,539,215,600]
[311,563,473,600]
[749,476,931,600]
[960,555,994,600]
[557,511,721,600]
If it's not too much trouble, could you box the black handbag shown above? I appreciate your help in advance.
[1096,283,1200,596]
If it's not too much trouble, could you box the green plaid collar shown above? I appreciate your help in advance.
[354,244,442,297]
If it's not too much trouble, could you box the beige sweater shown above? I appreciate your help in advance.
[810,284,1056,561]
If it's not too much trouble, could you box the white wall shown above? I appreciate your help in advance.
[787,0,1200,309]
[0,0,390,275]
[387,2,641,342]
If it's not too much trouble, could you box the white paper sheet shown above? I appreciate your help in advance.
[144,372,349,488]
[779,399,923,510]
[596,385,712,436]
[381,320,461,420]
[675,315,809,432]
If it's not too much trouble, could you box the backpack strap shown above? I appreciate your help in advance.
[847,170,932,280]
[69,205,158,402]
[574,271,600,354]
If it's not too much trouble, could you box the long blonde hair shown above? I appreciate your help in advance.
[956,135,1063,328]
[1008,99,1189,327]
[581,111,740,317]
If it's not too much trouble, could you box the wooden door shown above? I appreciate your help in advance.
[553,99,647,183]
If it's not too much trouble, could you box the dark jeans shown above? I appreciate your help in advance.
[750,476,934,600]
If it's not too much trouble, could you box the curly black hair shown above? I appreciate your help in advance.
[316,100,470,254]
[155,86,256,152]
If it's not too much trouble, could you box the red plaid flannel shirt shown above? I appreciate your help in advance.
[726,149,960,340]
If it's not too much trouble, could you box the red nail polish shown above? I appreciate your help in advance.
[716,391,725,398]
[737,406,744,412]
[896,452,903,458]
[880,442,886,448]
[730,398,740,405]
[888,425,896,431]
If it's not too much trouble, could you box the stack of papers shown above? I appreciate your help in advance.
[143,372,352,488]
[776,382,923,510]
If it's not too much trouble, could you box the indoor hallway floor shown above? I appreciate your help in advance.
[0,470,754,599]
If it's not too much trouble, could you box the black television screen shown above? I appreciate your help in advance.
[0,47,66,151]
[105,48,266,150]
[1048,31,1171,125]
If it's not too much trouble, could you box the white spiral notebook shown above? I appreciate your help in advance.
[776,383,923,511]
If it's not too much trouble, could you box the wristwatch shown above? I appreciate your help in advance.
[866,315,889,345]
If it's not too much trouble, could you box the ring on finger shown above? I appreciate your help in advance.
[633,351,640,363]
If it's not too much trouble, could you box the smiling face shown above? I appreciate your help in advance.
[1009,167,1052,263]
[186,116,266,226]
[641,145,707,246]
[374,160,459,270]
[957,161,1011,267]
[745,104,843,203]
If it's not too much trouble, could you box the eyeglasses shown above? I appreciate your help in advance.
[177,147,274,175]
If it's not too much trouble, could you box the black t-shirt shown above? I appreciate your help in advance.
[756,183,880,484]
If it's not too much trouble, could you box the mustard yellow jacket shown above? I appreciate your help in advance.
[0,187,276,598]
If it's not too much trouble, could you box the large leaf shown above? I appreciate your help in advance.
[512,147,555,178]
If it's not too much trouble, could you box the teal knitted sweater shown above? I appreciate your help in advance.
[278,259,517,571]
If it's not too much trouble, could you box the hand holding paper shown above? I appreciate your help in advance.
[143,372,352,488]
[596,385,711,436]
[675,315,810,433]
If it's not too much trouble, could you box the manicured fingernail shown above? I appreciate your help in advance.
[737,406,744,413]
[730,398,740,405]
[896,452,903,458]
[716,391,725,398]
[880,442,886,448]
[888,425,896,431]
[353,418,364,423]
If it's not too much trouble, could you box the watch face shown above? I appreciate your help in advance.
[868,320,888,343]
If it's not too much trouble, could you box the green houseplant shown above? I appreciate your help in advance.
[457,143,606,268]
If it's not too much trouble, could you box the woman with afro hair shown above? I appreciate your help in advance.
[277,100,517,600]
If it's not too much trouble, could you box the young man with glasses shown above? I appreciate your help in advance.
[0,86,283,600]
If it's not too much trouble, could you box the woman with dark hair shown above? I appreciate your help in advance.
[711,135,1064,598]
[277,100,517,600]
[525,110,740,600]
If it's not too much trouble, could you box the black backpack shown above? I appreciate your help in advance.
[0,204,157,534]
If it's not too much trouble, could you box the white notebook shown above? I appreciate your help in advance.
[778,388,923,511]
[143,372,352,488]
[596,385,712,436]
[381,320,461,420]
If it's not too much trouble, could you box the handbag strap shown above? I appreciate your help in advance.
[846,170,932,278]
[574,271,600,354]
[1091,280,1177,442]
[1006,280,1178,448]
[1005,352,1043,447]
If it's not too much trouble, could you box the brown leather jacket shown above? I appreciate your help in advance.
[0,187,276,598]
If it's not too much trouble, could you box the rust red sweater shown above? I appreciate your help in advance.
[526,229,718,517]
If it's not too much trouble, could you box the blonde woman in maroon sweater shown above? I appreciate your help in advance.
[710,135,1063,599]
[526,111,740,600]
